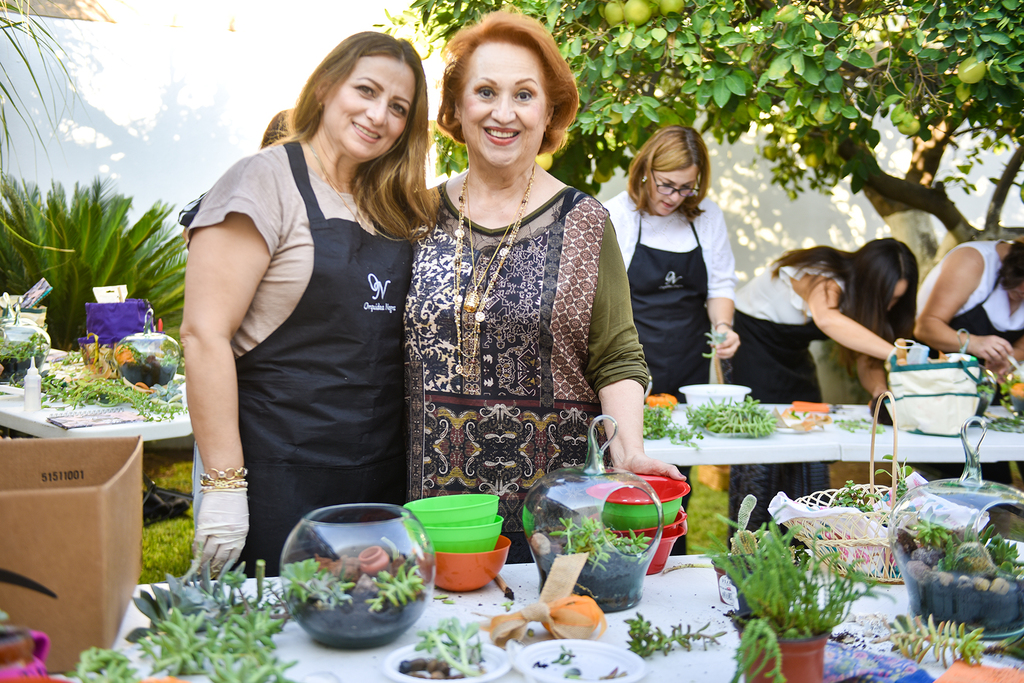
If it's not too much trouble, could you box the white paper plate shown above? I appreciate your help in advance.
[382,642,511,683]
[510,639,647,683]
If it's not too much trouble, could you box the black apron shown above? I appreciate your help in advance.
[626,218,706,552]
[627,218,709,397]
[728,310,832,532]
[235,142,412,575]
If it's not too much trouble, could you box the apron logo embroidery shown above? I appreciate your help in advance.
[659,271,686,290]
[368,273,391,300]
[364,273,397,313]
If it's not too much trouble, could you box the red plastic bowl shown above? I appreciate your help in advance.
[434,535,510,592]
[605,475,690,505]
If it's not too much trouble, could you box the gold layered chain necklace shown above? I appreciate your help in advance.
[308,141,360,222]
[452,166,536,382]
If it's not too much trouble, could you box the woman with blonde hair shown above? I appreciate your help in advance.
[183,31,435,575]
[405,11,682,564]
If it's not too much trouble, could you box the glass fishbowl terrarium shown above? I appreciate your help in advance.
[889,416,1024,638]
[279,503,435,649]
[114,308,181,387]
[522,415,661,612]
[0,298,50,384]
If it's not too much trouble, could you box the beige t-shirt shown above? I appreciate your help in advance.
[187,144,368,357]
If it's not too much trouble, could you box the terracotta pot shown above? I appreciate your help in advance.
[358,545,390,575]
[747,633,828,683]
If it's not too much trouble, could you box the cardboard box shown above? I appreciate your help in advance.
[0,436,142,672]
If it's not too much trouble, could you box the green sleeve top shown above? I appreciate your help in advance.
[585,217,649,393]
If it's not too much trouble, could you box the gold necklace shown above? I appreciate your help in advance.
[308,141,360,221]
[452,166,536,382]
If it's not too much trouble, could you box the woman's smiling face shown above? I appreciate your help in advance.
[456,41,552,174]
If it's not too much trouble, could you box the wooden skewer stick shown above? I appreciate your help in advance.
[494,574,514,600]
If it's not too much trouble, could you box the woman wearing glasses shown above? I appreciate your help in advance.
[606,126,738,553]
[606,126,740,399]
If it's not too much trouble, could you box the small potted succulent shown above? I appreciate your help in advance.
[707,523,876,683]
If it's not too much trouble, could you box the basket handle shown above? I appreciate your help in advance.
[868,390,900,507]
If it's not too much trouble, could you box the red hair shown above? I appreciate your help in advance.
[436,11,579,154]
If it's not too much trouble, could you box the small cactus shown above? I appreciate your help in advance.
[730,494,759,555]
[953,541,997,576]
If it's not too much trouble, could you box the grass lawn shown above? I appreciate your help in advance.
[140,453,732,582]
[141,451,194,583]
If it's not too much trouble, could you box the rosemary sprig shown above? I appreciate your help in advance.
[42,373,186,421]
[643,405,703,447]
[625,613,725,657]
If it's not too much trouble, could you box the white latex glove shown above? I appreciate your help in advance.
[193,488,248,574]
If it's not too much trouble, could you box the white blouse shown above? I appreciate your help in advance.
[735,266,840,326]
[917,241,1024,332]
[604,192,737,300]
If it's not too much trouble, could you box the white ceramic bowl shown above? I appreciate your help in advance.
[679,383,751,407]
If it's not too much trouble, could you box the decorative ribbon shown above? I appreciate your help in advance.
[484,553,607,646]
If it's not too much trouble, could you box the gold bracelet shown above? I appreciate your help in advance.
[200,467,248,486]
[201,479,249,491]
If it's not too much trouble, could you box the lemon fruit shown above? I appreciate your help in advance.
[659,0,684,13]
[804,152,820,169]
[957,56,987,85]
[594,167,614,183]
[623,0,653,25]
[897,118,921,136]
[605,0,625,25]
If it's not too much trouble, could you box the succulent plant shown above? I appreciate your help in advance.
[730,495,759,555]
[953,542,998,576]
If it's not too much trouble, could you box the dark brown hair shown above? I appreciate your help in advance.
[435,11,579,154]
[284,32,436,241]
[999,238,1024,291]
[773,238,919,366]
[627,126,711,221]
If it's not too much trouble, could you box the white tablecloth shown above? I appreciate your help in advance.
[645,404,1022,467]
[114,557,1024,682]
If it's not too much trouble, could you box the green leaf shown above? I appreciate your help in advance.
[842,104,859,119]
[825,72,843,93]
[790,52,806,75]
[846,49,875,69]
[1004,0,1019,9]
[726,73,747,96]
[802,61,822,85]
[985,32,1011,45]
[720,31,745,46]
[824,52,842,71]
[767,54,791,80]
[712,80,731,108]
[815,20,838,39]
[757,92,772,111]
[633,33,652,49]
[741,45,755,62]
[651,27,668,42]
[618,31,634,48]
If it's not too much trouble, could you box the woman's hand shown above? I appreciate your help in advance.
[193,489,249,574]
[714,328,740,359]
[967,334,1015,374]
[613,451,687,480]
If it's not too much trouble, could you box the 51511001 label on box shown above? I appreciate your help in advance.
[41,469,85,483]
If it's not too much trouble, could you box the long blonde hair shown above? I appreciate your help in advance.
[284,32,436,241]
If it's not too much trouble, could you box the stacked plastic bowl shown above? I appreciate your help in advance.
[404,494,507,591]
[604,475,691,574]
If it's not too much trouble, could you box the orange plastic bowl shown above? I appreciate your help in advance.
[434,535,511,592]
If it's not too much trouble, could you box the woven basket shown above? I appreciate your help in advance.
[781,392,904,584]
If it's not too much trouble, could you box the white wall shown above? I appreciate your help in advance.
[4,8,1021,282]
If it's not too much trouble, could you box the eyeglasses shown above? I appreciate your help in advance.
[650,175,697,198]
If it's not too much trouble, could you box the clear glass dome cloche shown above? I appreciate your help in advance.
[888,416,1024,638]
[114,307,181,387]
[0,295,50,384]
[522,415,661,612]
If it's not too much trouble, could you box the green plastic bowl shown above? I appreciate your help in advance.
[603,498,680,531]
[424,515,503,553]
[404,494,499,528]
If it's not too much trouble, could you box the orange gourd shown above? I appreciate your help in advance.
[645,393,678,409]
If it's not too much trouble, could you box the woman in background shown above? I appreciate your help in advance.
[729,239,918,529]
[183,32,435,575]
[605,125,739,552]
